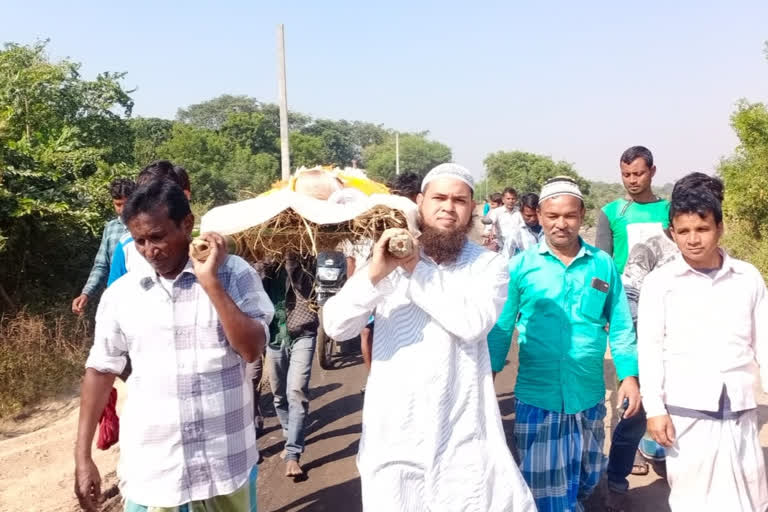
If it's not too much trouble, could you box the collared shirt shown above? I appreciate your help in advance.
[82,218,128,296]
[322,242,536,511]
[487,206,524,259]
[86,256,274,507]
[108,233,154,287]
[638,251,768,418]
[506,223,544,257]
[488,238,637,414]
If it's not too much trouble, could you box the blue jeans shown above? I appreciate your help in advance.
[266,336,315,462]
[607,404,647,493]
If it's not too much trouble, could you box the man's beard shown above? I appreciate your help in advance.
[418,221,471,265]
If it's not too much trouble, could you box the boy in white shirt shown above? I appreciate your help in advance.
[638,173,768,511]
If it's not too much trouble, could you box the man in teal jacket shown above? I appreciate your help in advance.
[488,176,639,512]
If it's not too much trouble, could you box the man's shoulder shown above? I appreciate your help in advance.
[463,241,506,268]
[643,258,679,288]
[219,255,263,288]
[117,231,133,246]
[509,245,538,271]
[728,256,765,284]
[221,254,254,275]
[102,267,146,301]
[585,242,623,275]
[601,198,627,216]
[585,240,612,261]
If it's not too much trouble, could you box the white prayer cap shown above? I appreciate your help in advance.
[539,176,583,203]
[420,163,475,192]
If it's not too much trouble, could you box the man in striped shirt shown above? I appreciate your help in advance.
[324,164,535,512]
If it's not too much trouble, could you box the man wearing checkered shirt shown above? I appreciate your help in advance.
[71,178,136,315]
[74,180,274,512]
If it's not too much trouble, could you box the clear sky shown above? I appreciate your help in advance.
[5,1,768,183]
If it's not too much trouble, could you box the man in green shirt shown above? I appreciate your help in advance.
[488,176,639,512]
[596,146,670,274]
[596,146,670,504]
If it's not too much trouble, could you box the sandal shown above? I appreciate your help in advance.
[631,451,650,476]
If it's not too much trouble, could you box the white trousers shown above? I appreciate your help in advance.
[667,410,768,512]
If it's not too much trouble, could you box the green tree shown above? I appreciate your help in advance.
[130,117,174,166]
[720,100,768,230]
[156,122,235,204]
[349,121,390,150]
[300,119,358,167]
[482,151,591,197]
[220,111,280,156]
[719,100,768,277]
[176,94,260,131]
[363,133,452,181]
[0,41,134,308]
[290,132,329,168]
[222,151,280,199]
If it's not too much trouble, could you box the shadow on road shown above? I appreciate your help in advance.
[259,390,364,460]
[306,393,363,436]
[627,479,671,512]
[303,438,360,475]
[307,423,362,446]
[271,477,362,512]
[309,383,343,400]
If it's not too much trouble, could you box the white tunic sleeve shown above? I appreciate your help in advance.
[322,269,392,341]
[406,252,509,343]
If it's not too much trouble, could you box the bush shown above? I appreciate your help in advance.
[0,309,90,417]
[723,218,768,279]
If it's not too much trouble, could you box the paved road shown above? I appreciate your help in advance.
[254,340,695,512]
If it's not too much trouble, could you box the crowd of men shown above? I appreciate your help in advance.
[71,146,767,512]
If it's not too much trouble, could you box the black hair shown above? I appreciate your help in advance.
[109,178,136,200]
[136,160,191,192]
[671,172,724,203]
[121,179,191,227]
[520,193,539,210]
[502,187,518,197]
[620,146,654,168]
[669,172,724,225]
[489,192,503,203]
[388,172,423,200]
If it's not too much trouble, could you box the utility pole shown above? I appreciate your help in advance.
[395,132,400,175]
[277,24,290,181]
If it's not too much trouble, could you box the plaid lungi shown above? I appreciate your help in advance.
[124,465,258,512]
[514,399,606,512]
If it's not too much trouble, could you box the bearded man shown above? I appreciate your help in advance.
[323,164,535,512]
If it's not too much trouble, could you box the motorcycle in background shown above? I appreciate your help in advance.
[315,251,358,369]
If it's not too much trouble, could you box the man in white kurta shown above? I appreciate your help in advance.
[487,187,524,260]
[324,164,535,512]
[638,174,768,511]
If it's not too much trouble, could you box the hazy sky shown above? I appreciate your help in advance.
[5,1,768,183]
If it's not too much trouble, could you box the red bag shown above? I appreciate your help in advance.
[97,387,119,450]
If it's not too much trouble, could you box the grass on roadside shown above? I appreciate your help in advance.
[0,309,90,418]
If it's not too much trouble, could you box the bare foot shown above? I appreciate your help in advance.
[285,459,304,478]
